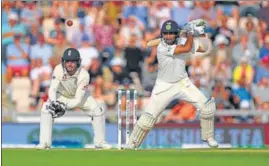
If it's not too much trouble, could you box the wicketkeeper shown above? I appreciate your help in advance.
[37,48,111,149]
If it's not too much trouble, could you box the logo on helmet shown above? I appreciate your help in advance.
[165,22,172,30]
[68,50,72,56]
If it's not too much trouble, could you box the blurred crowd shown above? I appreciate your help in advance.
[2,1,269,123]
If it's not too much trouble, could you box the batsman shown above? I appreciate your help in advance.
[37,48,111,149]
[128,19,218,148]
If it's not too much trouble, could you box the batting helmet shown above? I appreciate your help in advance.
[161,20,180,34]
[160,20,180,45]
[62,48,81,68]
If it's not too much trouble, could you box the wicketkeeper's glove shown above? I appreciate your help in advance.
[182,19,206,37]
[48,100,67,118]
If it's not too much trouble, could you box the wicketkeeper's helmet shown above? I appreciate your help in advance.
[62,48,81,68]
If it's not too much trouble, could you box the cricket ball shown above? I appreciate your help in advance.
[67,20,73,26]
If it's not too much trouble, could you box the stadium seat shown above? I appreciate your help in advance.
[10,77,32,112]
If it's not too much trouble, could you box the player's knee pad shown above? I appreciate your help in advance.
[200,97,216,119]
[127,113,157,148]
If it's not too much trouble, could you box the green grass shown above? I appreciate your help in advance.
[3,149,269,166]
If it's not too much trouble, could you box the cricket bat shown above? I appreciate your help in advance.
[146,38,161,47]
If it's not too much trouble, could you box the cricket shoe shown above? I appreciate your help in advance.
[124,141,138,150]
[95,141,112,150]
[36,144,50,150]
[204,138,218,148]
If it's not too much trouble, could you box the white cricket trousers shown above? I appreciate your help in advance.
[145,77,214,140]
[39,95,106,148]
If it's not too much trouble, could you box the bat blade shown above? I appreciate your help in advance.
[146,38,161,47]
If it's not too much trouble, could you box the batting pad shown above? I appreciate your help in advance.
[200,117,214,140]
[39,108,53,147]
[200,97,216,119]
[200,98,216,140]
[92,113,106,145]
[127,113,156,148]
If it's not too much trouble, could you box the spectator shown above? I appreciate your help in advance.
[88,55,115,110]
[6,33,30,84]
[232,34,258,66]
[233,56,254,86]
[212,79,234,109]
[238,1,261,17]
[243,19,259,48]
[26,23,40,45]
[215,1,239,20]
[30,33,52,65]
[2,12,26,64]
[72,19,95,48]
[20,1,42,28]
[78,34,99,70]
[122,1,148,27]
[232,78,252,110]
[50,32,70,68]
[258,1,269,32]
[188,57,207,84]
[124,34,144,79]
[254,56,269,83]
[49,1,66,18]
[119,15,144,46]
[88,56,111,85]
[211,34,232,66]
[171,1,193,27]
[154,2,171,28]
[46,17,65,45]
[110,57,132,88]
[259,33,269,60]
[211,60,232,86]
[2,1,18,25]
[211,15,236,46]
[93,16,116,55]
[212,79,235,123]
[29,57,52,108]
[252,77,269,110]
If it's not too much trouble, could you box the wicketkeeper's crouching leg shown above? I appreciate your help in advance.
[82,97,112,149]
[199,97,218,148]
[37,102,54,149]
[127,112,157,149]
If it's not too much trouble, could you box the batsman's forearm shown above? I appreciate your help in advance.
[184,35,194,49]
[174,35,194,54]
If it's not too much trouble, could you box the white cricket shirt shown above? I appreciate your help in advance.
[48,64,90,109]
[156,38,198,83]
